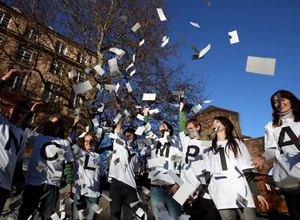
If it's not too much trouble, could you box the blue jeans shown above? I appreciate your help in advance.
[109,178,138,220]
[0,187,10,215]
[18,184,59,220]
[73,193,99,220]
[150,186,181,219]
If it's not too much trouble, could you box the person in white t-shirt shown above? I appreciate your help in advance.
[0,69,29,215]
[18,116,73,220]
[179,98,218,220]
[208,116,268,220]
[108,93,140,220]
[251,90,300,220]
[143,109,182,219]
[70,118,105,220]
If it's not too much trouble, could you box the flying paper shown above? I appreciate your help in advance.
[157,8,167,21]
[142,93,156,101]
[73,81,93,95]
[228,30,239,44]
[190,22,200,28]
[246,56,276,76]
[131,23,141,32]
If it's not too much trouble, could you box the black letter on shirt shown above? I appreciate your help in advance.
[40,142,61,161]
[185,145,200,164]
[5,129,22,155]
[278,126,300,153]
[155,142,170,158]
[219,148,228,171]
[84,155,96,171]
[127,148,136,164]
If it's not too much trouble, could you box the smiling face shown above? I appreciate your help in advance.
[212,119,225,133]
[272,95,292,113]
[159,123,170,137]
[84,134,94,152]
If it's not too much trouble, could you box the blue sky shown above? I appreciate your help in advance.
[165,0,300,138]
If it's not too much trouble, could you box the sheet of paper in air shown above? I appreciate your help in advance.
[65,198,74,205]
[130,200,140,208]
[167,169,184,186]
[113,113,122,124]
[68,70,76,79]
[203,100,213,103]
[126,63,134,72]
[190,45,203,60]
[94,65,105,76]
[172,91,184,96]
[108,58,123,80]
[161,36,169,48]
[73,81,93,95]
[130,69,136,77]
[84,65,93,75]
[144,122,151,132]
[149,109,159,115]
[148,157,165,168]
[101,193,112,202]
[135,126,145,136]
[136,207,145,218]
[79,126,89,138]
[61,212,66,220]
[228,30,239,44]
[115,83,120,93]
[59,199,65,212]
[91,204,102,214]
[132,54,136,63]
[109,48,125,60]
[131,22,141,32]
[105,84,117,91]
[193,104,202,113]
[157,8,167,21]
[173,182,195,206]
[136,114,145,121]
[190,21,200,28]
[50,212,60,220]
[139,39,145,47]
[125,82,133,93]
[92,118,99,127]
[199,43,211,58]
[141,186,150,195]
[142,93,156,101]
[246,56,276,76]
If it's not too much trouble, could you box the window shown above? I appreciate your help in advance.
[11,74,28,92]
[0,11,11,28]
[15,46,33,63]
[55,41,67,55]
[42,82,61,103]
[76,52,87,64]
[49,59,63,76]
[23,26,38,41]
[73,94,82,107]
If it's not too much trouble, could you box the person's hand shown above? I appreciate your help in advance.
[169,184,179,195]
[114,92,123,110]
[251,155,266,170]
[31,102,43,113]
[67,186,72,198]
[257,195,269,210]
[2,69,23,81]
[179,93,184,111]
[143,108,149,116]
[73,117,80,126]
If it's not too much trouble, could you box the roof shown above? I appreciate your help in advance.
[200,105,238,114]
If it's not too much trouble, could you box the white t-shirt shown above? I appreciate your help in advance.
[25,129,73,187]
[108,131,140,189]
[180,132,211,199]
[265,119,300,189]
[73,149,104,198]
[147,131,182,185]
[208,139,255,210]
[0,114,26,190]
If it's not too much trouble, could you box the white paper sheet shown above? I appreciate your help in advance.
[73,81,93,95]
[157,8,167,21]
[173,183,195,205]
[135,126,145,136]
[125,82,133,93]
[190,21,200,28]
[167,169,184,186]
[130,69,136,77]
[139,39,145,47]
[161,37,169,48]
[94,65,105,76]
[105,84,117,91]
[228,30,239,44]
[199,43,211,58]
[142,93,156,101]
[126,63,134,72]
[131,23,141,32]
[192,104,202,113]
[246,56,276,76]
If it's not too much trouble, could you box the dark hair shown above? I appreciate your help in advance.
[44,116,65,139]
[13,101,30,111]
[161,121,174,136]
[123,127,137,140]
[271,90,300,127]
[186,117,202,133]
[212,116,241,158]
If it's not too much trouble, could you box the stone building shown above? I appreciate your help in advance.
[0,1,98,131]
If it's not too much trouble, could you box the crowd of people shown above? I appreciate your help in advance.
[0,68,299,220]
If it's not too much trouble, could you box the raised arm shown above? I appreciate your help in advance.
[179,94,186,133]
[114,92,123,134]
